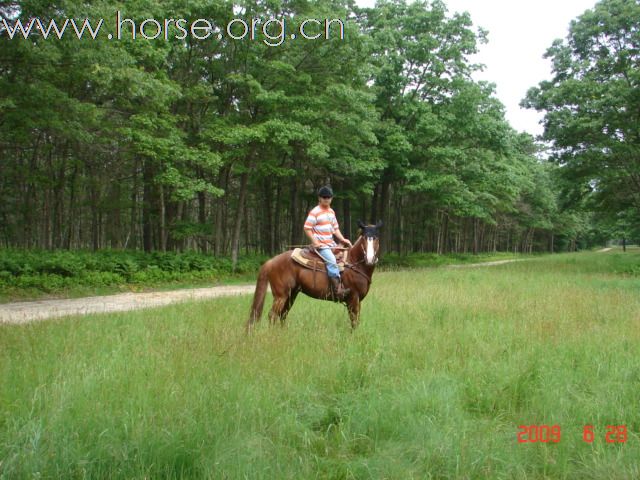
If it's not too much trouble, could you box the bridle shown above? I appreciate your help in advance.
[345,235,379,284]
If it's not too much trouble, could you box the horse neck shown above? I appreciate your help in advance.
[349,235,364,260]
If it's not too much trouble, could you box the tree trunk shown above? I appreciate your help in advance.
[473,218,479,255]
[129,158,138,250]
[159,183,167,252]
[273,179,281,253]
[90,185,99,252]
[52,146,67,249]
[379,172,392,254]
[214,165,230,256]
[65,162,78,249]
[397,194,404,254]
[370,182,379,224]
[231,170,250,272]
[263,177,273,255]
[289,172,300,246]
[342,189,351,240]
[107,181,122,248]
[198,190,207,253]
[244,195,250,255]
[142,158,154,252]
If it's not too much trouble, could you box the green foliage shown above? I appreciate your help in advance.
[0,249,268,297]
[0,248,530,300]
[0,0,604,259]
[523,0,640,242]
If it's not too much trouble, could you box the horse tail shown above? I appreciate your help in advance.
[246,260,271,332]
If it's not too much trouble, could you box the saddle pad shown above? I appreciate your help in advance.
[291,248,345,272]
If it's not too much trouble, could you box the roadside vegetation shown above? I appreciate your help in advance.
[0,248,530,302]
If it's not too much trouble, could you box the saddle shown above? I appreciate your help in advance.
[291,247,348,273]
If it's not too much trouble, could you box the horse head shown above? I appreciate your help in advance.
[356,220,383,266]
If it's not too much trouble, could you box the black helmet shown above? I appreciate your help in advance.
[318,185,333,197]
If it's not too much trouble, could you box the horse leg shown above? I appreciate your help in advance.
[278,288,299,325]
[268,295,288,325]
[347,296,361,330]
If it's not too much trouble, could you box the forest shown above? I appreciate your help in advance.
[1,0,638,268]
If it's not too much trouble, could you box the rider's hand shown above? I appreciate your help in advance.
[342,238,353,247]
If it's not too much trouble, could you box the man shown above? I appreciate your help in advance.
[303,185,353,300]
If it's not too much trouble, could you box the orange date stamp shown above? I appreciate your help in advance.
[517,425,627,444]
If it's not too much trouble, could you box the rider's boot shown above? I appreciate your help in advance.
[329,276,351,301]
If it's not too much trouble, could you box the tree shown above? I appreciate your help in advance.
[523,0,640,242]
[0,0,579,255]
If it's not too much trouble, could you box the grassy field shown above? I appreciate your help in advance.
[1,251,639,479]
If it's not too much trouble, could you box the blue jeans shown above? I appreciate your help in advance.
[316,247,340,278]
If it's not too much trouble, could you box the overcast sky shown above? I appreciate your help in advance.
[354,0,598,137]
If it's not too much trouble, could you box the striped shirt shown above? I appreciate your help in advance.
[304,205,339,248]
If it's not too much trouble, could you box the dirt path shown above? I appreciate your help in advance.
[0,259,521,325]
[597,247,613,252]
[446,259,521,269]
[0,285,263,325]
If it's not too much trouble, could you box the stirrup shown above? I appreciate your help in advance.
[329,277,350,301]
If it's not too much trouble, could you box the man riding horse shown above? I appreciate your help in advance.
[246,185,383,331]
[303,185,352,301]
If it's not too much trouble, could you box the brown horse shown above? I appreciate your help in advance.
[246,221,382,331]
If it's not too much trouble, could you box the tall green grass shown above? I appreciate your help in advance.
[1,251,639,478]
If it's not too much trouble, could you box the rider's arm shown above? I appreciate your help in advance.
[304,228,321,248]
[333,228,352,247]
[304,210,322,248]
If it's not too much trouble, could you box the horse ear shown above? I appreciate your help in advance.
[357,219,366,229]
[375,220,384,229]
